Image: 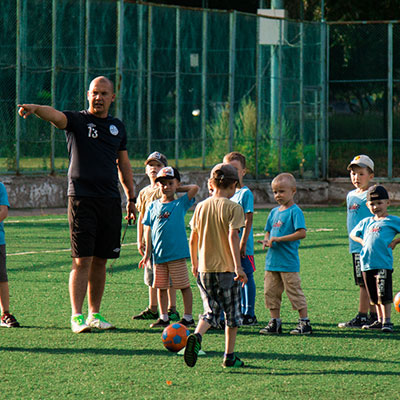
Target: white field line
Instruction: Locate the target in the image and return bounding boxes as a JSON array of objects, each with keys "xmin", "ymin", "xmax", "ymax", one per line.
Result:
[
  {"xmin": 8, "ymin": 242, "xmax": 137, "ymax": 257},
  {"xmin": 5, "ymin": 218, "xmax": 67, "ymax": 224},
  {"xmin": 254, "ymin": 228, "xmax": 336, "ymax": 237}
]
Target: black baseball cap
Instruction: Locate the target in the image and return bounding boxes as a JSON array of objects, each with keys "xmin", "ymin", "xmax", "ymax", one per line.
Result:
[
  {"xmin": 367, "ymin": 185, "xmax": 389, "ymax": 201},
  {"xmin": 155, "ymin": 166, "xmax": 181, "ymax": 182}
]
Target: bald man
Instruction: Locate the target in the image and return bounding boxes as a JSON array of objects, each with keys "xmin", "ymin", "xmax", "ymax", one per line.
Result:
[{"xmin": 18, "ymin": 76, "xmax": 137, "ymax": 333}]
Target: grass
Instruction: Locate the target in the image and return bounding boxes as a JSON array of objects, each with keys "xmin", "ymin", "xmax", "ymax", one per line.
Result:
[{"xmin": 1, "ymin": 207, "xmax": 400, "ymax": 399}]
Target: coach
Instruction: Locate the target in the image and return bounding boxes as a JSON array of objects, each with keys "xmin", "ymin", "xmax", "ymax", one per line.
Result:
[{"xmin": 18, "ymin": 76, "xmax": 137, "ymax": 333}]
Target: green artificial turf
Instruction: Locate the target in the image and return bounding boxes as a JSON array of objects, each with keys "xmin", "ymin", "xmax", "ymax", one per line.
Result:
[{"xmin": 1, "ymin": 208, "xmax": 400, "ymax": 399}]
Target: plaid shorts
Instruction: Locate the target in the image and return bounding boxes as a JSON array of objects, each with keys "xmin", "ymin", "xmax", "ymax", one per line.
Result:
[{"xmin": 197, "ymin": 272, "xmax": 242, "ymax": 328}]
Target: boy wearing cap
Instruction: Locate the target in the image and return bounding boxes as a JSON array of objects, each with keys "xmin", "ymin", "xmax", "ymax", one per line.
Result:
[
  {"xmin": 140, "ymin": 167, "xmax": 199, "ymax": 328},
  {"xmin": 350, "ymin": 185, "xmax": 400, "ymax": 332},
  {"xmin": 132, "ymin": 152, "xmax": 179, "ymax": 321},
  {"xmin": 184, "ymin": 163, "xmax": 247, "ymax": 368},
  {"xmin": 338, "ymin": 155, "xmax": 377, "ymax": 329}
]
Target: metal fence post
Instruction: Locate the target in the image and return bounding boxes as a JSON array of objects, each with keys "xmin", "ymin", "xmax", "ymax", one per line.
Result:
[
  {"xmin": 388, "ymin": 22, "xmax": 393, "ymax": 179},
  {"xmin": 137, "ymin": 4, "xmax": 144, "ymax": 140},
  {"xmin": 146, "ymin": 6, "xmax": 152, "ymax": 153},
  {"xmin": 201, "ymin": 9, "xmax": 208, "ymax": 169},
  {"xmin": 256, "ymin": 13, "xmax": 262, "ymax": 179},
  {"xmin": 278, "ymin": 18, "xmax": 283, "ymax": 172},
  {"xmin": 15, "ymin": 0, "xmax": 22, "ymax": 174},
  {"xmin": 84, "ymin": 0, "xmax": 90, "ymax": 102},
  {"xmin": 299, "ymin": 21, "xmax": 304, "ymax": 176},
  {"xmin": 175, "ymin": 8, "xmax": 181, "ymax": 166},
  {"xmin": 320, "ymin": 18, "xmax": 327, "ymax": 179},
  {"xmin": 79, "ymin": 0, "xmax": 85, "ymax": 108},
  {"xmin": 115, "ymin": 0, "xmax": 124, "ymax": 120},
  {"xmin": 50, "ymin": 0, "xmax": 57, "ymax": 174},
  {"xmin": 228, "ymin": 10, "xmax": 237, "ymax": 152}
]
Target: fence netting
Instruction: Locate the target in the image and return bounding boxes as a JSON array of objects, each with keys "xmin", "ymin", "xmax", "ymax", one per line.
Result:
[{"xmin": 2, "ymin": 1, "xmax": 327, "ymax": 178}]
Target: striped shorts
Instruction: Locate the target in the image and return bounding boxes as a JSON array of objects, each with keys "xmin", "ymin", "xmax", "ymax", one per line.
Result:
[
  {"xmin": 153, "ymin": 258, "xmax": 190, "ymax": 289},
  {"xmin": 197, "ymin": 272, "xmax": 242, "ymax": 328}
]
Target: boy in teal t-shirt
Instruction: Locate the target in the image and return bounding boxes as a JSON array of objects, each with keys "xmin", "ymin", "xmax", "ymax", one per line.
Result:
[
  {"xmin": 258, "ymin": 173, "xmax": 311, "ymax": 335},
  {"xmin": 0, "ymin": 182, "xmax": 20, "ymax": 327}
]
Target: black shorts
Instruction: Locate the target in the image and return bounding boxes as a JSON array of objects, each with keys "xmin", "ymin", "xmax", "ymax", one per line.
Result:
[
  {"xmin": 68, "ymin": 196, "xmax": 122, "ymax": 259},
  {"xmin": 363, "ymin": 269, "xmax": 393, "ymax": 305},
  {"xmin": 352, "ymin": 253, "xmax": 364, "ymax": 286}
]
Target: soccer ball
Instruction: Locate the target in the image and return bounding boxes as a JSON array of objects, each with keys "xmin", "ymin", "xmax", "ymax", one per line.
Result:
[
  {"xmin": 161, "ymin": 323, "xmax": 190, "ymax": 352},
  {"xmin": 394, "ymin": 292, "xmax": 400, "ymax": 313}
]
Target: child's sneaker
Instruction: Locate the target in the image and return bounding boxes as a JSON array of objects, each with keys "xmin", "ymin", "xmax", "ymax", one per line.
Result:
[
  {"xmin": 290, "ymin": 319, "xmax": 312, "ymax": 335},
  {"xmin": 1, "ymin": 313, "xmax": 20, "ymax": 328},
  {"xmin": 338, "ymin": 314, "xmax": 368, "ymax": 329},
  {"xmin": 168, "ymin": 309, "xmax": 180, "ymax": 321},
  {"xmin": 150, "ymin": 318, "xmax": 170, "ymax": 328},
  {"xmin": 222, "ymin": 355, "xmax": 245, "ymax": 368},
  {"xmin": 71, "ymin": 315, "xmax": 91, "ymax": 333},
  {"xmin": 382, "ymin": 322, "xmax": 394, "ymax": 333},
  {"xmin": 362, "ymin": 320, "xmax": 382, "ymax": 330},
  {"xmin": 86, "ymin": 313, "xmax": 115, "ymax": 330},
  {"xmin": 242, "ymin": 314, "xmax": 258, "ymax": 326},
  {"xmin": 132, "ymin": 307, "xmax": 159, "ymax": 320},
  {"xmin": 259, "ymin": 318, "xmax": 282, "ymax": 335},
  {"xmin": 184, "ymin": 333, "xmax": 201, "ymax": 367},
  {"xmin": 178, "ymin": 318, "xmax": 195, "ymax": 327}
]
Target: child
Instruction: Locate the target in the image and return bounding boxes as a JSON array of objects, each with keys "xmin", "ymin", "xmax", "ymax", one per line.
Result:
[
  {"xmin": 223, "ymin": 152, "xmax": 257, "ymax": 325},
  {"xmin": 350, "ymin": 185, "xmax": 400, "ymax": 333},
  {"xmin": 185, "ymin": 163, "xmax": 247, "ymax": 368},
  {"xmin": 0, "ymin": 182, "xmax": 20, "ymax": 328},
  {"xmin": 132, "ymin": 152, "xmax": 179, "ymax": 322},
  {"xmin": 140, "ymin": 166, "xmax": 199, "ymax": 328},
  {"xmin": 258, "ymin": 173, "xmax": 311, "ymax": 335},
  {"xmin": 338, "ymin": 155, "xmax": 377, "ymax": 329}
]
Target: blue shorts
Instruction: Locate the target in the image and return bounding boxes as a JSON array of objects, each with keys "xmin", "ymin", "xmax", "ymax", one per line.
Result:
[
  {"xmin": 197, "ymin": 272, "xmax": 242, "ymax": 328},
  {"xmin": 241, "ymin": 255, "xmax": 255, "ymax": 275}
]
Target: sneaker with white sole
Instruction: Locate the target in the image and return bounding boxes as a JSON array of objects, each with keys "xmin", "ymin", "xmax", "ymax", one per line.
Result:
[
  {"xmin": 71, "ymin": 315, "xmax": 91, "ymax": 333},
  {"xmin": 86, "ymin": 313, "xmax": 115, "ymax": 330}
]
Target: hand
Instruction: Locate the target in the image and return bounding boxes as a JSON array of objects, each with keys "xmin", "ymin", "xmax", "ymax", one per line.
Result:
[
  {"xmin": 257, "ymin": 239, "xmax": 271, "ymax": 250},
  {"xmin": 18, "ymin": 104, "xmax": 37, "ymax": 119},
  {"xmin": 240, "ymin": 242, "xmax": 247, "ymax": 258},
  {"xmin": 191, "ymin": 263, "xmax": 198, "ymax": 278},
  {"xmin": 139, "ymin": 255, "xmax": 150, "ymax": 269},
  {"xmin": 125, "ymin": 202, "xmax": 137, "ymax": 225},
  {"xmin": 234, "ymin": 268, "xmax": 248, "ymax": 287},
  {"xmin": 389, "ymin": 240, "xmax": 398, "ymax": 250}
]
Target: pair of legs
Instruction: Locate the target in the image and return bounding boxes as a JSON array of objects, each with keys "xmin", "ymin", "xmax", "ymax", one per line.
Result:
[
  {"xmin": 241, "ymin": 256, "xmax": 256, "ymax": 317},
  {"xmin": 358, "ymin": 285, "xmax": 376, "ymax": 315},
  {"xmin": 69, "ymin": 256, "xmax": 107, "ymax": 315},
  {"xmin": 265, "ymin": 271, "xmax": 308, "ymax": 319},
  {"xmin": 158, "ymin": 287, "xmax": 192, "ymax": 316},
  {"xmin": 148, "ymin": 286, "xmax": 177, "ymax": 314}
]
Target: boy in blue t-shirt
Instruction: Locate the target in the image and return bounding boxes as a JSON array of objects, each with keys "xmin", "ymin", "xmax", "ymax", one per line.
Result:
[
  {"xmin": 0, "ymin": 182, "xmax": 20, "ymax": 327},
  {"xmin": 223, "ymin": 152, "xmax": 257, "ymax": 325},
  {"xmin": 350, "ymin": 185, "xmax": 400, "ymax": 333},
  {"xmin": 338, "ymin": 155, "xmax": 377, "ymax": 329},
  {"xmin": 258, "ymin": 173, "xmax": 311, "ymax": 335},
  {"xmin": 140, "ymin": 167, "xmax": 199, "ymax": 328}
]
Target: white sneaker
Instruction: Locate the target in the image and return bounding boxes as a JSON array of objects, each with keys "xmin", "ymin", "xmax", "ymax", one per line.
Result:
[
  {"xmin": 86, "ymin": 313, "xmax": 115, "ymax": 330},
  {"xmin": 71, "ymin": 315, "xmax": 91, "ymax": 333}
]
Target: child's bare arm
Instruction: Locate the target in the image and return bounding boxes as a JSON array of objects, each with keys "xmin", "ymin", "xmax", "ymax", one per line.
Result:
[
  {"xmin": 240, "ymin": 212, "xmax": 253, "ymax": 257},
  {"xmin": 389, "ymin": 237, "xmax": 400, "ymax": 250},
  {"xmin": 189, "ymin": 230, "xmax": 199, "ymax": 277},
  {"xmin": 0, "ymin": 205, "xmax": 8, "ymax": 223},
  {"xmin": 350, "ymin": 233, "xmax": 364, "ymax": 247},
  {"xmin": 176, "ymin": 184, "xmax": 199, "ymax": 200},
  {"xmin": 139, "ymin": 225, "xmax": 152, "ymax": 268},
  {"xmin": 269, "ymin": 228, "xmax": 306, "ymax": 245},
  {"xmin": 229, "ymin": 229, "xmax": 247, "ymax": 286},
  {"xmin": 137, "ymin": 213, "xmax": 145, "ymax": 256}
]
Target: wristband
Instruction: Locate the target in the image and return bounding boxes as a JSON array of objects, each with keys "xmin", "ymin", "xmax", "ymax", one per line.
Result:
[{"xmin": 128, "ymin": 197, "xmax": 137, "ymax": 203}]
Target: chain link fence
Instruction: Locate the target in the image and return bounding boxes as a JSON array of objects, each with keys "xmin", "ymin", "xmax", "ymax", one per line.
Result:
[{"xmin": 10, "ymin": 1, "xmax": 391, "ymax": 179}]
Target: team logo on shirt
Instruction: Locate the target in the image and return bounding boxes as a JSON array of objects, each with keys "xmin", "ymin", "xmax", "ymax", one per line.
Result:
[
  {"xmin": 109, "ymin": 125, "xmax": 119, "ymax": 136},
  {"xmin": 158, "ymin": 211, "xmax": 171, "ymax": 220},
  {"xmin": 273, "ymin": 220, "xmax": 283, "ymax": 228},
  {"xmin": 369, "ymin": 226, "xmax": 381, "ymax": 234},
  {"xmin": 87, "ymin": 123, "xmax": 98, "ymax": 139},
  {"xmin": 349, "ymin": 203, "xmax": 360, "ymax": 212}
]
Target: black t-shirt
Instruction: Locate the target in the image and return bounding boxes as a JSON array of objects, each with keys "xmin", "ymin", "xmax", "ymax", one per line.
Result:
[{"xmin": 63, "ymin": 110, "xmax": 127, "ymax": 198}]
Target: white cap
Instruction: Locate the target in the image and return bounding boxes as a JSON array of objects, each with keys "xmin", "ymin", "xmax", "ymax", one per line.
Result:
[{"xmin": 347, "ymin": 155, "xmax": 374, "ymax": 172}]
